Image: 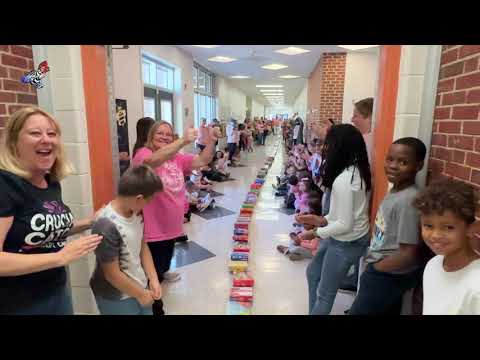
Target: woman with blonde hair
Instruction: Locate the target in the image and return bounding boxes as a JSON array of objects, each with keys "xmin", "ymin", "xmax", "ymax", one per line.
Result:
[
  {"xmin": 132, "ymin": 120, "xmax": 216, "ymax": 313},
  {"xmin": 0, "ymin": 107, "xmax": 103, "ymax": 315}
]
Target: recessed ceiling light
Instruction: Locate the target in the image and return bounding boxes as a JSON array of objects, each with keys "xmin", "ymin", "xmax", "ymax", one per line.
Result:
[
  {"xmin": 279, "ymin": 75, "xmax": 301, "ymax": 79},
  {"xmin": 230, "ymin": 75, "xmax": 250, "ymax": 79},
  {"xmin": 338, "ymin": 45, "xmax": 378, "ymax": 51},
  {"xmin": 260, "ymin": 89, "xmax": 284, "ymax": 92},
  {"xmin": 261, "ymin": 63, "xmax": 288, "ymax": 70},
  {"xmin": 275, "ymin": 47, "xmax": 310, "ymax": 55},
  {"xmin": 208, "ymin": 56, "xmax": 236, "ymax": 63},
  {"xmin": 192, "ymin": 45, "xmax": 220, "ymax": 48},
  {"xmin": 256, "ymin": 85, "xmax": 284, "ymax": 88}
]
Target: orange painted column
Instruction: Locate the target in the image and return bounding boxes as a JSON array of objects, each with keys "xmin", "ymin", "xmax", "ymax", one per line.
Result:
[
  {"xmin": 370, "ymin": 45, "xmax": 402, "ymax": 223},
  {"xmin": 81, "ymin": 45, "xmax": 114, "ymax": 210}
]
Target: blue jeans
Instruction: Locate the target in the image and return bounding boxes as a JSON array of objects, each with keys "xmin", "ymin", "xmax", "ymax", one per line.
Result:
[
  {"xmin": 306, "ymin": 234, "xmax": 369, "ymax": 315},
  {"xmin": 95, "ymin": 295, "xmax": 153, "ymax": 315},
  {"xmin": 5, "ymin": 283, "xmax": 74, "ymax": 315},
  {"xmin": 348, "ymin": 263, "xmax": 421, "ymax": 315}
]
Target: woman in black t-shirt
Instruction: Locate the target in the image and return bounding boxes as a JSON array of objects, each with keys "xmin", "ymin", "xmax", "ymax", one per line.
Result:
[{"xmin": 0, "ymin": 107, "xmax": 103, "ymax": 315}]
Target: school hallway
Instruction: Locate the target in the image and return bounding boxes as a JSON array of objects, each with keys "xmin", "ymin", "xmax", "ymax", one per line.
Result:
[{"xmin": 161, "ymin": 134, "xmax": 355, "ymax": 315}]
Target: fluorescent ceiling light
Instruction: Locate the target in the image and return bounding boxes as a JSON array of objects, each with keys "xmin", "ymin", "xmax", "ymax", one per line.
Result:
[
  {"xmin": 279, "ymin": 75, "xmax": 300, "ymax": 79},
  {"xmin": 275, "ymin": 47, "xmax": 310, "ymax": 55},
  {"xmin": 256, "ymin": 85, "xmax": 284, "ymax": 88},
  {"xmin": 260, "ymin": 89, "xmax": 284, "ymax": 92},
  {"xmin": 338, "ymin": 45, "xmax": 378, "ymax": 51},
  {"xmin": 230, "ymin": 75, "xmax": 250, "ymax": 79},
  {"xmin": 261, "ymin": 63, "xmax": 288, "ymax": 70},
  {"xmin": 192, "ymin": 45, "xmax": 220, "ymax": 48},
  {"xmin": 208, "ymin": 56, "xmax": 236, "ymax": 63}
]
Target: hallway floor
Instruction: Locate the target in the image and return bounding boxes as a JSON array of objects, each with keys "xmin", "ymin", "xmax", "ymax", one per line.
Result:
[{"xmin": 162, "ymin": 135, "xmax": 355, "ymax": 315}]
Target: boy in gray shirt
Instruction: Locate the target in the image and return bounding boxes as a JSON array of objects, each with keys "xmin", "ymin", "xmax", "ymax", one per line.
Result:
[
  {"xmin": 90, "ymin": 165, "xmax": 163, "ymax": 315},
  {"xmin": 349, "ymin": 137, "xmax": 426, "ymax": 315}
]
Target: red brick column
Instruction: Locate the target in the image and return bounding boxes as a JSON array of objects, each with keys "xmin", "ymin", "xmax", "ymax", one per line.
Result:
[
  {"xmin": 0, "ymin": 45, "xmax": 38, "ymax": 135},
  {"xmin": 319, "ymin": 53, "xmax": 346, "ymax": 124},
  {"xmin": 429, "ymin": 45, "xmax": 480, "ymax": 187}
]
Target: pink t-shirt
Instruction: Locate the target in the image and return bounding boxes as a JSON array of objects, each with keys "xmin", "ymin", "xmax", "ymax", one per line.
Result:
[{"xmin": 133, "ymin": 147, "xmax": 194, "ymax": 242}]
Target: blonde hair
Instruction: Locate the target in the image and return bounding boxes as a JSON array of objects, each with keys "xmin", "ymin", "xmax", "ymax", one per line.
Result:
[
  {"xmin": 145, "ymin": 121, "xmax": 174, "ymax": 150},
  {"xmin": 0, "ymin": 106, "xmax": 74, "ymax": 182}
]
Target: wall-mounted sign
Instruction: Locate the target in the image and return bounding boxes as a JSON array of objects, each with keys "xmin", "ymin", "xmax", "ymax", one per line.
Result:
[{"xmin": 115, "ymin": 99, "xmax": 130, "ymax": 175}]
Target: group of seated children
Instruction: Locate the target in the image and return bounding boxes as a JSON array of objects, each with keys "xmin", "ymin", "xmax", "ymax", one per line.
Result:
[{"xmin": 278, "ymin": 129, "xmax": 480, "ymax": 315}]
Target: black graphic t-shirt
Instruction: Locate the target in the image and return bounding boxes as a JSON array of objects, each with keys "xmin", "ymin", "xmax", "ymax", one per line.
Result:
[{"xmin": 0, "ymin": 169, "xmax": 74, "ymax": 310}]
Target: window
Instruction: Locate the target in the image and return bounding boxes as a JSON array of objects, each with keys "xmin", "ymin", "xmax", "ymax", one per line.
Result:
[
  {"xmin": 142, "ymin": 54, "xmax": 175, "ymax": 126},
  {"xmin": 193, "ymin": 63, "xmax": 217, "ymax": 127},
  {"xmin": 142, "ymin": 56, "xmax": 174, "ymax": 92}
]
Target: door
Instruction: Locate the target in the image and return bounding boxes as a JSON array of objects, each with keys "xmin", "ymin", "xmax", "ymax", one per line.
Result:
[{"xmin": 143, "ymin": 87, "xmax": 174, "ymax": 125}]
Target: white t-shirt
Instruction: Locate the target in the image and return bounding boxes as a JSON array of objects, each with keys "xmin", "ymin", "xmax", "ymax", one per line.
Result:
[
  {"xmin": 423, "ymin": 255, "xmax": 480, "ymax": 315},
  {"xmin": 315, "ymin": 166, "xmax": 370, "ymax": 241},
  {"xmin": 293, "ymin": 125, "xmax": 300, "ymax": 140}
]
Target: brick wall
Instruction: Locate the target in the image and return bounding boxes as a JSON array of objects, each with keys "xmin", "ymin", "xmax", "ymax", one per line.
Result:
[
  {"xmin": 318, "ymin": 53, "xmax": 346, "ymax": 124},
  {"xmin": 0, "ymin": 45, "xmax": 38, "ymax": 136},
  {"xmin": 428, "ymin": 45, "xmax": 480, "ymax": 187},
  {"xmin": 306, "ymin": 52, "xmax": 346, "ymax": 141}
]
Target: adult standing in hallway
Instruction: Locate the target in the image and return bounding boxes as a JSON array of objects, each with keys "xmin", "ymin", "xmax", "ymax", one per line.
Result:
[
  {"xmin": 133, "ymin": 121, "xmax": 216, "ymax": 288},
  {"xmin": 196, "ymin": 117, "xmax": 209, "ymax": 152},
  {"xmin": 0, "ymin": 107, "xmax": 103, "ymax": 315},
  {"xmin": 226, "ymin": 119, "xmax": 238, "ymax": 164},
  {"xmin": 351, "ymin": 98, "xmax": 374, "ymax": 167},
  {"xmin": 293, "ymin": 114, "xmax": 304, "ymax": 145}
]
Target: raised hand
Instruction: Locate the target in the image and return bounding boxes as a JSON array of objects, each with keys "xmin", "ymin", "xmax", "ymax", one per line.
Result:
[{"xmin": 183, "ymin": 127, "xmax": 198, "ymax": 144}]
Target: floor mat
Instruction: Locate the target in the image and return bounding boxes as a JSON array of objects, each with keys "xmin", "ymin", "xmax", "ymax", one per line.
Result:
[
  {"xmin": 192, "ymin": 206, "xmax": 236, "ymax": 220},
  {"xmin": 199, "ymin": 190, "xmax": 224, "ymax": 198},
  {"xmin": 171, "ymin": 241, "xmax": 216, "ymax": 268}
]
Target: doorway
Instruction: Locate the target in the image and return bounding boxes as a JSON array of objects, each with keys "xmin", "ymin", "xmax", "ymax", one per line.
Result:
[{"xmin": 144, "ymin": 86, "xmax": 174, "ymax": 125}]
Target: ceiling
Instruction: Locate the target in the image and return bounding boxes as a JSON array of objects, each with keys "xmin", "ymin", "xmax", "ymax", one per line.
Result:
[{"xmin": 176, "ymin": 45, "xmax": 377, "ymax": 106}]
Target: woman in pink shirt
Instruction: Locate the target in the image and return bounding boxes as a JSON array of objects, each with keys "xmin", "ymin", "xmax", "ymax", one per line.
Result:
[{"xmin": 133, "ymin": 121, "xmax": 215, "ymax": 284}]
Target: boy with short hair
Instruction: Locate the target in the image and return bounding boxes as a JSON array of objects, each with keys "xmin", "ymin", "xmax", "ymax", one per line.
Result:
[
  {"xmin": 348, "ymin": 137, "xmax": 427, "ymax": 315},
  {"xmin": 90, "ymin": 164, "xmax": 163, "ymax": 315}
]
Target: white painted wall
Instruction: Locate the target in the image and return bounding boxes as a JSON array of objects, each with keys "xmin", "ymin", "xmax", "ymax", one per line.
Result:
[
  {"xmin": 252, "ymin": 98, "xmax": 265, "ymax": 118},
  {"xmin": 292, "ymin": 82, "xmax": 308, "ymax": 120},
  {"xmin": 342, "ymin": 52, "xmax": 379, "ymax": 123},
  {"xmin": 216, "ymin": 76, "xmax": 248, "ymax": 121},
  {"xmin": 266, "ymin": 105, "xmax": 293, "ymax": 118},
  {"xmin": 112, "ymin": 45, "xmax": 194, "ymax": 153}
]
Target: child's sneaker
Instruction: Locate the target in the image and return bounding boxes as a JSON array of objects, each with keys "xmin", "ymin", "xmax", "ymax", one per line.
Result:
[
  {"xmin": 276, "ymin": 245, "xmax": 289, "ymax": 254},
  {"xmin": 288, "ymin": 253, "xmax": 303, "ymax": 261},
  {"xmin": 163, "ymin": 271, "xmax": 181, "ymax": 283}
]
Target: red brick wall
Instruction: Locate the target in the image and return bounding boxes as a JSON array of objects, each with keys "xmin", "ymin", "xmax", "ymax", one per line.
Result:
[
  {"xmin": 0, "ymin": 45, "xmax": 38, "ymax": 136},
  {"xmin": 319, "ymin": 53, "xmax": 346, "ymax": 124},
  {"xmin": 429, "ymin": 45, "xmax": 480, "ymax": 187},
  {"xmin": 306, "ymin": 52, "xmax": 346, "ymax": 141}
]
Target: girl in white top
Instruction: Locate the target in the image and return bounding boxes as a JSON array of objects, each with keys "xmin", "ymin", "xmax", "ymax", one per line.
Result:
[
  {"xmin": 413, "ymin": 179, "xmax": 480, "ymax": 315},
  {"xmin": 299, "ymin": 124, "xmax": 372, "ymax": 315}
]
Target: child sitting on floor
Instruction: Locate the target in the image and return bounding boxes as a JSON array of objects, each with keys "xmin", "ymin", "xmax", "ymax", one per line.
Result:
[
  {"xmin": 277, "ymin": 195, "xmax": 323, "ymax": 261},
  {"xmin": 190, "ymin": 169, "xmax": 213, "ymax": 191},
  {"xmin": 284, "ymin": 175, "xmax": 299, "ymax": 210},
  {"xmin": 214, "ymin": 150, "xmax": 230, "ymax": 177},
  {"xmin": 184, "ymin": 181, "xmax": 215, "ymax": 222},
  {"xmin": 294, "ymin": 178, "xmax": 315, "ymax": 214},
  {"xmin": 274, "ymin": 164, "xmax": 296, "ymax": 196}
]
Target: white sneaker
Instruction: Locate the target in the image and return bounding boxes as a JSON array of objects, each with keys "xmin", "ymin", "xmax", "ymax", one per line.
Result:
[{"xmin": 163, "ymin": 271, "xmax": 181, "ymax": 282}]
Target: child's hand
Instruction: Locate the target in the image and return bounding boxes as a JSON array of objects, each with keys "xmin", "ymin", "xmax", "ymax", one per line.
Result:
[
  {"xmin": 149, "ymin": 279, "xmax": 162, "ymax": 300},
  {"xmin": 298, "ymin": 230, "xmax": 315, "ymax": 241},
  {"xmin": 137, "ymin": 289, "xmax": 155, "ymax": 307}
]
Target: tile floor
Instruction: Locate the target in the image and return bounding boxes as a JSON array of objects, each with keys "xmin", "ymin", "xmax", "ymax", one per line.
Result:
[{"xmin": 162, "ymin": 135, "xmax": 355, "ymax": 315}]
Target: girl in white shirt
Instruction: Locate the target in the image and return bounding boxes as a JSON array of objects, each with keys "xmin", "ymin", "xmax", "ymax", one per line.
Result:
[
  {"xmin": 413, "ymin": 179, "xmax": 480, "ymax": 315},
  {"xmin": 299, "ymin": 124, "xmax": 372, "ymax": 315}
]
